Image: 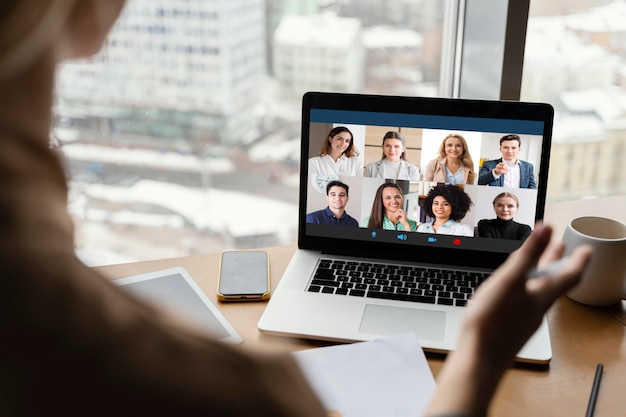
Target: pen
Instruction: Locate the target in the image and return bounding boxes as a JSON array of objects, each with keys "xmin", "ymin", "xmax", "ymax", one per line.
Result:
[
  {"xmin": 527, "ymin": 256, "xmax": 570, "ymax": 279},
  {"xmin": 586, "ymin": 363, "xmax": 603, "ymax": 417}
]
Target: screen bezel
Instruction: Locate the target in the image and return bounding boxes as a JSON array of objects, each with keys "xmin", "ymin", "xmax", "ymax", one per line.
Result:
[{"xmin": 298, "ymin": 92, "xmax": 554, "ymax": 270}]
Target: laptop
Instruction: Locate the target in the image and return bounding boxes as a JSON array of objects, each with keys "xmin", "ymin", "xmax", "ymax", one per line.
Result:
[{"xmin": 258, "ymin": 92, "xmax": 554, "ymax": 364}]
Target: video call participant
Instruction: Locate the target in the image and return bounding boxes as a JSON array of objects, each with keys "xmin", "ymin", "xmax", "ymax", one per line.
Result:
[
  {"xmin": 360, "ymin": 182, "xmax": 417, "ymax": 231},
  {"xmin": 417, "ymin": 184, "xmax": 474, "ymax": 236},
  {"xmin": 478, "ymin": 134, "xmax": 537, "ymax": 189},
  {"xmin": 364, "ymin": 131, "xmax": 420, "ymax": 181},
  {"xmin": 306, "ymin": 180, "xmax": 358, "ymax": 227},
  {"xmin": 477, "ymin": 192, "xmax": 532, "ymax": 241},
  {"xmin": 423, "ymin": 133, "xmax": 477, "ymax": 185},
  {"xmin": 309, "ymin": 126, "xmax": 362, "ymax": 193}
]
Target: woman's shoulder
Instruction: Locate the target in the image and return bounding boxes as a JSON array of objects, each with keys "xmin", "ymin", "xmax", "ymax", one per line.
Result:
[
  {"xmin": 344, "ymin": 155, "xmax": 363, "ymax": 174},
  {"xmin": 514, "ymin": 220, "xmax": 532, "ymax": 231},
  {"xmin": 460, "ymin": 222, "xmax": 473, "ymax": 231},
  {"xmin": 426, "ymin": 158, "xmax": 445, "ymax": 169},
  {"xmin": 310, "ymin": 154, "xmax": 332, "ymax": 161},
  {"xmin": 402, "ymin": 159, "xmax": 419, "ymax": 169},
  {"xmin": 417, "ymin": 222, "xmax": 432, "ymax": 232},
  {"xmin": 459, "ymin": 222, "xmax": 475, "ymax": 235},
  {"xmin": 308, "ymin": 155, "xmax": 323, "ymax": 165}
]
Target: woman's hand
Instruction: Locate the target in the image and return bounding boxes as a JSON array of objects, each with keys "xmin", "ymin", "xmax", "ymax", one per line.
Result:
[
  {"xmin": 462, "ymin": 224, "xmax": 591, "ymax": 366},
  {"xmin": 425, "ymin": 223, "xmax": 593, "ymax": 416},
  {"xmin": 390, "ymin": 209, "xmax": 411, "ymax": 229}
]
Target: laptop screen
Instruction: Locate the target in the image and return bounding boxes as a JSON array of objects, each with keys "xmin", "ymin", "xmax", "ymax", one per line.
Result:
[{"xmin": 300, "ymin": 92, "xmax": 554, "ymax": 270}]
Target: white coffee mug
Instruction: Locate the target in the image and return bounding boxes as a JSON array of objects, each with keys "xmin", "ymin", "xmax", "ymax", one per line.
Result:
[{"xmin": 563, "ymin": 216, "xmax": 626, "ymax": 307}]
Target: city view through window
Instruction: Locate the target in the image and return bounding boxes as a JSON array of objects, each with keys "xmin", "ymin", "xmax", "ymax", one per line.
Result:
[{"xmin": 53, "ymin": 0, "xmax": 626, "ymax": 265}]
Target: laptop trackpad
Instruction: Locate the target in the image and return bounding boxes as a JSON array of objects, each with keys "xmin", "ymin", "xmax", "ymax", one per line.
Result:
[{"xmin": 359, "ymin": 304, "xmax": 446, "ymax": 341}]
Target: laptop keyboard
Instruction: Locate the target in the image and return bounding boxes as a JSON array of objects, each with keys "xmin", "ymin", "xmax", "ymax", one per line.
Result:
[{"xmin": 307, "ymin": 259, "xmax": 490, "ymax": 307}]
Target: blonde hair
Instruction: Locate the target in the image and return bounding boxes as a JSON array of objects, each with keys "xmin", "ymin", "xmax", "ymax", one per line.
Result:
[
  {"xmin": 0, "ymin": 1, "xmax": 76, "ymax": 81},
  {"xmin": 437, "ymin": 133, "xmax": 476, "ymax": 184},
  {"xmin": 493, "ymin": 192, "xmax": 520, "ymax": 207}
]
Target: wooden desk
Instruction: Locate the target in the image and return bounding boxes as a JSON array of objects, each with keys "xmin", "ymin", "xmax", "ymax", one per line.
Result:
[{"xmin": 96, "ymin": 196, "xmax": 626, "ymax": 417}]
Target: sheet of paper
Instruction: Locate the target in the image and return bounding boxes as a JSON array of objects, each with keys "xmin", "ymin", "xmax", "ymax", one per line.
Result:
[{"xmin": 292, "ymin": 333, "xmax": 436, "ymax": 417}]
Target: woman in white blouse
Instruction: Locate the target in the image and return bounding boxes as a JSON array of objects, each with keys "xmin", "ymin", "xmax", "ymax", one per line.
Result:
[
  {"xmin": 309, "ymin": 126, "xmax": 362, "ymax": 193},
  {"xmin": 364, "ymin": 131, "xmax": 420, "ymax": 181}
]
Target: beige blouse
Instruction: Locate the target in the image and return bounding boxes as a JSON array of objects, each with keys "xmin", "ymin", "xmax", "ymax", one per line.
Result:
[{"xmin": 423, "ymin": 158, "xmax": 476, "ymax": 185}]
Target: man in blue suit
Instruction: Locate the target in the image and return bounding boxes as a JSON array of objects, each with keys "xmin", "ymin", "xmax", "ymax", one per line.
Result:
[{"xmin": 478, "ymin": 134, "xmax": 536, "ymax": 189}]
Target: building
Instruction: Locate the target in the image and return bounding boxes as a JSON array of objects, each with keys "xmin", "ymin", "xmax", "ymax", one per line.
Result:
[
  {"xmin": 335, "ymin": 0, "xmax": 443, "ymax": 30},
  {"xmin": 566, "ymin": 1, "xmax": 626, "ymax": 56},
  {"xmin": 522, "ymin": 17, "xmax": 620, "ymax": 103},
  {"xmin": 522, "ymin": 3, "xmax": 626, "ymax": 201},
  {"xmin": 361, "ymin": 26, "xmax": 423, "ymax": 95},
  {"xmin": 273, "ymin": 13, "xmax": 365, "ymax": 102},
  {"xmin": 54, "ymin": 0, "xmax": 267, "ymax": 149},
  {"xmin": 549, "ymin": 87, "xmax": 626, "ymax": 200},
  {"xmin": 265, "ymin": 0, "xmax": 318, "ymax": 75}
]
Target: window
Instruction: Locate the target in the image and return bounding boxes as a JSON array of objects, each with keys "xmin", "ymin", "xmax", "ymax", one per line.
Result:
[
  {"xmin": 55, "ymin": 0, "xmax": 622, "ymax": 266},
  {"xmin": 55, "ymin": 0, "xmax": 449, "ymax": 265},
  {"xmin": 521, "ymin": 0, "xmax": 626, "ymax": 201}
]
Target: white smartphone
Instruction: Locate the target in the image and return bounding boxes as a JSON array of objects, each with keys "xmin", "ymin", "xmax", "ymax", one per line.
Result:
[{"xmin": 217, "ymin": 250, "xmax": 271, "ymax": 301}]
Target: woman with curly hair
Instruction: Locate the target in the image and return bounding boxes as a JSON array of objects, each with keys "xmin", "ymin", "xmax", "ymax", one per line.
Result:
[
  {"xmin": 423, "ymin": 133, "xmax": 476, "ymax": 185},
  {"xmin": 360, "ymin": 182, "xmax": 417, "ymax": 231},
  {"xmin": 417, "ymin": 184, "xmax": 474, "ymax": 236}
]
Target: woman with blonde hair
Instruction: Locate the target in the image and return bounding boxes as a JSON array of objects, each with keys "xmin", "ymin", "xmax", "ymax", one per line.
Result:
[
  {"xmin": 423, "ymin": 133, "xmax": 476, "ymax": 185},
  {"xmin": 0, "ymin": 2, "xmax": 592, "ymax": 416},
  {"xmin": 477, "ymin": 192, "xmax": 532, "ymax": 240}
]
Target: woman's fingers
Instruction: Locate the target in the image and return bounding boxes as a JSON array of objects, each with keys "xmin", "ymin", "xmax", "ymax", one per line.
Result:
[
  {"xmin": 527, "ymin": 245, "xmax": 593, "ymax": 306},
  {"xmin": 491, "ymin": 224, "xmax": 553, "ymax": 289}
]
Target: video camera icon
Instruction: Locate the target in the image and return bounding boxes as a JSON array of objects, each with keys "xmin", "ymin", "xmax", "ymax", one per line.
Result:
[
  {"xmin": 427, "ymin": 237, "xmax": 437, "ymax": 243},
  {"xmin": 396, "ymin": 233, "xmax": 408, "ymax": 241}
]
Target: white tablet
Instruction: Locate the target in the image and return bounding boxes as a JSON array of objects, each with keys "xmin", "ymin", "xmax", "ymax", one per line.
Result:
[{"xmin": 114, "ymin": 266, "xmax": 242, "ymax": 344}]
